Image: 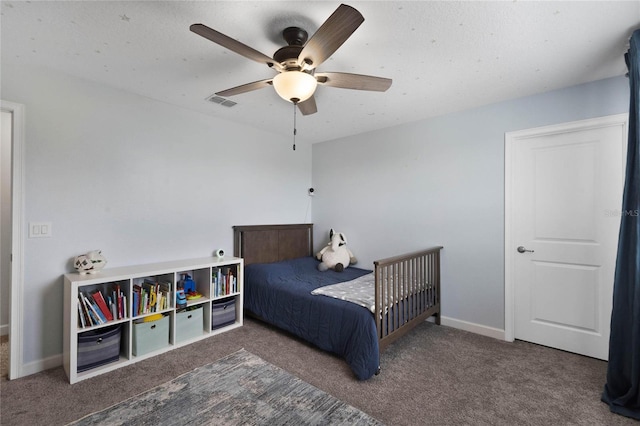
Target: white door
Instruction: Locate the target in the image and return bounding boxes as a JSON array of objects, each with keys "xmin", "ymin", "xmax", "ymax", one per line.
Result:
[{"xmin": 505, "ymin": 114, "xmax": 628, "ymax": 360}]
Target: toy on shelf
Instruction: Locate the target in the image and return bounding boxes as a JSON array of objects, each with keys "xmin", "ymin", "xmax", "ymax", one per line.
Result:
[
  {"xmin": 176, "ymin": 289, "xmax": 187, "ymax": 309},
  {"xmin": 180, "ymin": 274, "xmax": 202, "ymax": 301},
  {"xmin": 73, "ymin": 250, "xmax": 107, "ymax": 274}
]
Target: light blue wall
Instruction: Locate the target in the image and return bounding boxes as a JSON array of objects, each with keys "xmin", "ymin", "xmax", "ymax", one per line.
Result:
[
  {"xmin": 312, "ymin": 76, "xmax": 629, "ymax": 330},
  {"xmin": 2, "ymin": 63, "xmax": 313, "ymax": 367},
  {"xmin": 2, "ymin": 61, "xmax": 630, "ymax": 371}
]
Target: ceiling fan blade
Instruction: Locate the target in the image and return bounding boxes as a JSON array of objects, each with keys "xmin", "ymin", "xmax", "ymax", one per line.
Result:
[
  {"xmin": 298, "ymin": 96, "xmax": 317, "ymax": 115},
  {"xmin": 297, "ymin": 4, "xmax": 364, "ymax": 70},
  {"xmin": 315, "ymin": 72, "xmax": 392, "ymax": 92},
  {"xmin": 216, "ymin": 79, "xmax": 273, "ymax": 97},
  {"xmin": 190, "ymin": 24, "xmax": 283, "ymax": 72}
]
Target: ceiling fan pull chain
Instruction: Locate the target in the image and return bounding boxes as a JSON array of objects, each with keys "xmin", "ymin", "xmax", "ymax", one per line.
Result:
[{"xmin": 293, "ymin": 102, "xmax": 297, "ymax": 151}]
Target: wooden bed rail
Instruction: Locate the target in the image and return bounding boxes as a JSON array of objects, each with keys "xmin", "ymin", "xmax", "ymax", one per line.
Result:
[{"xmin": 374, "ymin": 246, "xmax": 442, "ymax": 352}]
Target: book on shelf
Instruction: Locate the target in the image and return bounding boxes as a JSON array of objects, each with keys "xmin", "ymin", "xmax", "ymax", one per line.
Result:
[
  {"xmin": 109, "ymin": 285, "xmax": 124, "ymax": 320},
  {"xmin": 212, "ymin": 268, "xmax": 219, "ymax": 297},
  {"xmin": 86, "ymin": 294, "xmax": 107, "ymax": 323},
  {"xmin": 158, "ymin": 281, "xmax": 171, "ymax": 309},
  {"xmin": 91, "ymin": 290, "xmax": 114, "ymax": 321},
  {"xmin": 116, "ymin": 285, "xmax": 124, "ymax": 319},
  {"xmin": 77, "ymin": 303, "xmax": 85, "ymax": 328},
  {"xmin": 133, "ymin": 280, "xmax": 171, "ymax": 317},
  {"xmin": 77, "ymin": 295, "xmax": 92, "ymax": 328},
  {"xmin": 82, "ymin": 295, "xmax": 95, "ymax": 325},
  {"xmin": 77, "ymin": 283, "xmax": 131, "ymax": 328},
  {"xmin": 121, "ymin": 295, "xmax": 127, "ymax": 319},
  {"xmin": 108, "ymin": 295, "xmax": 117, "ymax": 321},
  {"xmin": 132, "ymin": 290, "xmax": 139, "ymax": 317},
  {"xmin": 80, "ymin": 294, "xmax": 105, "ymax": 326},
  {"xmin": 107, "ymin": 284, "xmax": 125, "ymax": 320},
  {"xmin": 212, "ymin": 267, "xmax": 237, "ymax": 298}
]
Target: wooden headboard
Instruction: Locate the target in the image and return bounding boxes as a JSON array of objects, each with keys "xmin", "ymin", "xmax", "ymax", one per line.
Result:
[{"xmin": 233, "ymin": 224, "xmax": 314, "ymax": 265}]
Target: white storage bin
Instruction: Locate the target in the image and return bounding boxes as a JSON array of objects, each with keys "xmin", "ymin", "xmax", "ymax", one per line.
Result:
[
  {"xmin": 132, "ymin": 315, "xmax": 169, "ymax": 356},
  {"xmin": 175, "ymin": 307, "xmax": 204, "ymax": 343}
]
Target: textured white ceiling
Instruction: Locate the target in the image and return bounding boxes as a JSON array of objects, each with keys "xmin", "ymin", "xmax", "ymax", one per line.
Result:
[{"xmin": 2, "ymin": 1, "xmax": 639, "ymax": 144}]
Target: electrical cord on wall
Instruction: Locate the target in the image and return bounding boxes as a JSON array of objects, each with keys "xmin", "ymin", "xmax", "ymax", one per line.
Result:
[{"xmin": 303, "ymin": 195, "xmax": 311, "ymax": 223}]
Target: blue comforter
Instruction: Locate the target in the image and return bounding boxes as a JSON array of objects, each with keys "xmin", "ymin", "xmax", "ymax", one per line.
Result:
[{"xmin": 243, "ymin": 256, "xmax": 378, "ymax": 380}]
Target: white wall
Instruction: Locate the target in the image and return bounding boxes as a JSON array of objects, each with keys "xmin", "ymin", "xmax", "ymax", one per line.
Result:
[
  {"xmin": 1, "ymin": 59, "xmax": 630, "ymax": 372},
  {"xmin": 1, "ymin": 63, "xmax": 312, "ymax": 369},
  {"xmin": 312, "ymin": 76, "xmax": 629, "ymax": 332}
]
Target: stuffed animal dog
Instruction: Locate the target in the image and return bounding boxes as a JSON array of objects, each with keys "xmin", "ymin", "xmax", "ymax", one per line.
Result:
[{"xmin": 316, "ymin": 229, "xmax": 357, "ymax": 272}]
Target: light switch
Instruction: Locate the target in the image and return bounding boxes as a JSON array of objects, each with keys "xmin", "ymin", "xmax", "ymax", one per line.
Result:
[{"xmin": 29, "ymin": 222, "xmax": 52, "ymax": 238}]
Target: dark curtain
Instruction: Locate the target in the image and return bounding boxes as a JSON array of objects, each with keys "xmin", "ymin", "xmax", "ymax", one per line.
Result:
[{"xmin": 602, "ymin": 29, "xmax": 640, "ymax": 420}]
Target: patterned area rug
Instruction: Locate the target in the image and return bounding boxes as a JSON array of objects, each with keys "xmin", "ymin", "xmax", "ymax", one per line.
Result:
[{"xmin": 69, "ymin": 349, "xmax": 383, "ymax": 425}]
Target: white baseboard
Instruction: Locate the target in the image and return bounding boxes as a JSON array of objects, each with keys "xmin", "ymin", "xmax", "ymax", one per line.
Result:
[
  {"xmin": 14, "ymin": 354, "xmax": 62, "ymax": 380},
  {"xmin": 11, "ymin": 354, "xmax": 62, "ymax": 380},
  {"xmin": 432, "ymin": 315, "xmax": 506, "ymax": 341},
  {"xmin": 0, "ymin": 324, "xmax": 8, "ymax": 336}
]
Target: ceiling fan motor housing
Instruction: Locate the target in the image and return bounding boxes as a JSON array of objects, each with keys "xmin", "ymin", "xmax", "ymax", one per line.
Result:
[
  {"xmin": 273, "ymin": 45, "xmax": 304, "ymax": 69},
  {"xmin": 274, "ymin": 27, "xmax": 309, "ymax": 69}
]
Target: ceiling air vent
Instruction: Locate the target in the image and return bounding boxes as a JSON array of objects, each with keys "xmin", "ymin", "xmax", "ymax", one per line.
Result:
[{"xmin": 206, "ymin": 95, "xmax": 237, "ymax": 108}]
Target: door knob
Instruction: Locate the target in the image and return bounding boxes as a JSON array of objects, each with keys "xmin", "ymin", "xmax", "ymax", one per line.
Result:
[{"xmin": 517, "ymin": 246, "xmax": 534, "ymax": 253}]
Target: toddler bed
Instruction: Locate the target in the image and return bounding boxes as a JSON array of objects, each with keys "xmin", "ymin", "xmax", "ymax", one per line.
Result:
[{"xmin": 233, "ymin": 223, "xmax": 442, "ymax": 380}]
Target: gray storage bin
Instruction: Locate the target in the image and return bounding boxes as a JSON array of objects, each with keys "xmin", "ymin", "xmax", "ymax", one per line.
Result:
[
  {"xmin": 175, "ymin": 306, "xmax": 203, "ymax": 343},
  {"xmin": 132, "ymin": 315, "xmax": 169, "ymax": 356},
  {"xmin": 77, "ymin": 325, "xmax": 121, "ymax": 373},
  {"xmin": 212, "ymin": 298, "xmax": 236, "ymax": 330}
]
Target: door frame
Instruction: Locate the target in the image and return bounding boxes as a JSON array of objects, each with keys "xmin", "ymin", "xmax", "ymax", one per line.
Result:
[
  {"xmin": 504, "ymin": 113, "xmax": 629, "ymax": 343},
  {"xmin": 1, "ymin": 100, "xmax": 25, "ymax": 379}
]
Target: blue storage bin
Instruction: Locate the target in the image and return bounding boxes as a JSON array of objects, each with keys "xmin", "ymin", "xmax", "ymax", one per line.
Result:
[
  {"xmin": 77, "ymin": 325, "xmax": 121, "ymax": 373},
  {"xmin": 212, "ymin": 298, "xmax": 236, "ymax": 329}
]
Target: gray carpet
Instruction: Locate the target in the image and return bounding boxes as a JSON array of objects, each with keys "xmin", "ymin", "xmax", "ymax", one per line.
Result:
[
  {"xmin": 69, "ymin": 349, "xmax": 382, "ymax": 426},
  {"xmin": 0, "ymin": 335, "xmax": 7, "ymax": 379},
  {"xmin": 1, "ymin": 318, "xmax": 636, "ymax": 425}
]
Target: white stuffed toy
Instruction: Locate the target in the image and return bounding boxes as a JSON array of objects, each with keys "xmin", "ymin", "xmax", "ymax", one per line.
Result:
[
  {"xmin": 74, "ymin": 250, "xmax": 107, "ymax": 274},
  {"xmin": 316, "ymin": 229, "xmax": 357, "ymax": 272}
]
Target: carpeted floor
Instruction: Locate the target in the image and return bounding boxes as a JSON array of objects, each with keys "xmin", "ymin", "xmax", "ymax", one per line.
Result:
[
  {"xmin": 0, "ymin": 335, "xmax": 7, "ymax": 379},
  {"xmin": 1, "ymin": 318, "xmax": 636, "ymax": 426},
  {"xmin": 70, "ymin": 349, "xmax": 381, "ymax": 425}
]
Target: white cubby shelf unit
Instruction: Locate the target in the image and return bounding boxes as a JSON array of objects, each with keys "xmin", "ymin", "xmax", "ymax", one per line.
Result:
[{"xmin": 63, "ymin": 256, "xmax": 243, "ymax": 384}]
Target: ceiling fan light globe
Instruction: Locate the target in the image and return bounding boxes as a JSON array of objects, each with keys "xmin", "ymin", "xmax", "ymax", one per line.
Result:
[{"xmin": 273, "ymin": 71, "xmax": 317, "ymax": 103}]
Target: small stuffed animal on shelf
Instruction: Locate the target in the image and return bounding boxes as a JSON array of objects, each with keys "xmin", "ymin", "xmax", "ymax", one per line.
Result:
[
  {"xmin": 73, "ymin": 250, "xmax": 107, "ymax": 274},
  {"xmin": 316, "ymin": 229, "xmax": 357, "ymax": 272}
]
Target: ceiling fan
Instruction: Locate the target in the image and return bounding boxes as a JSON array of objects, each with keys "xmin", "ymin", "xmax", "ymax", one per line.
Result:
[{"xmin": 190, "ymin": 3, "xmax": 392, "ymax": 115}]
